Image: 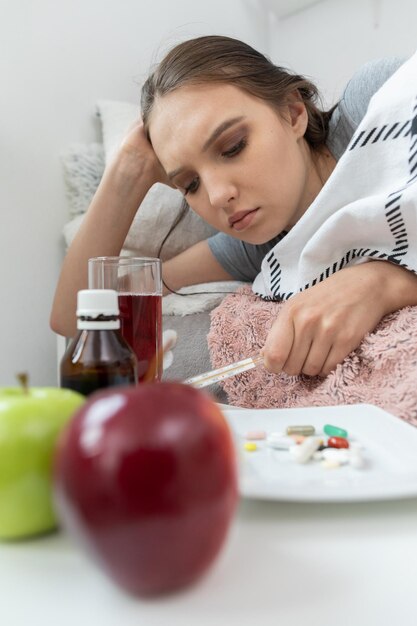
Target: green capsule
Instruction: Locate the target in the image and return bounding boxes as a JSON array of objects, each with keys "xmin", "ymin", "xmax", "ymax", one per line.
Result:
[
  {"xmin": 286, "ymin": 425, "xmax": 315, "ymax": 436},
  {"xmin": 323, "ymin": 424, "xmax": 348, "ymax": 438}
]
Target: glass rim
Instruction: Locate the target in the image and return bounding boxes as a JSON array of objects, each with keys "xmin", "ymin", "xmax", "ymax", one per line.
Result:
[{"xmin": 88, "ymin": 256, "xmax": 161, "ymax": 267}]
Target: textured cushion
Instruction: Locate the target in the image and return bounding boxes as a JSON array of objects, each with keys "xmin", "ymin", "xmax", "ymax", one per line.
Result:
[{"xmin": 61, "ymin": 142, "xmax": 105, "ymax": 219}]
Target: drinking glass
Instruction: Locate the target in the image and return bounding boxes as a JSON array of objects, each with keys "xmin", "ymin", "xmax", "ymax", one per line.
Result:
[{"xmin": 88, "ymin": 257, "xmax": 162, "ymax": 382}]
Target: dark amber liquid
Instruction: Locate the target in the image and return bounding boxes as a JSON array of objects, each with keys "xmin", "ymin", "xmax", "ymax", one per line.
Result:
[
  {"xmin": 61, "ymin": 371, "xmax": 134, "ymax": 396},
  {"xmin": 118, "ymin": 293, "xmax": 162, "ymax": 382},
  {"xmin": 60, "ymin": 328, "xmax": 137, "ymax": 396}
]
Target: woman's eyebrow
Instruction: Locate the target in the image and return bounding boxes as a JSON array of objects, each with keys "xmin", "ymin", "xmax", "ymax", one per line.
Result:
[
  {"xmin": 167, "ymin": 115, "xmax": 245, "ymax": 180},
  {"xmin": 202, "ymin": 116, "xmax": 245, "ymax": 152}
]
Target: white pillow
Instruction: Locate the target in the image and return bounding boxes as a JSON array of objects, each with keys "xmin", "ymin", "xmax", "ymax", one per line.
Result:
[{"xmin": 96, "ymin": 100, "xmax": 218, "ymax": 260}]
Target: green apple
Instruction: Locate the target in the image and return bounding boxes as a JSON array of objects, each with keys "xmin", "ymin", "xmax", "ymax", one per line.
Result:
[{"xmin": 0, "ymin": 379, "xmax": 85, "ymax": 540}]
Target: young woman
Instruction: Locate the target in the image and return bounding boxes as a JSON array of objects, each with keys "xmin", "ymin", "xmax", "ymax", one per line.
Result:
[{"xmin": 50, "ymin": 35, "xmax": 417, "ymax": 377}]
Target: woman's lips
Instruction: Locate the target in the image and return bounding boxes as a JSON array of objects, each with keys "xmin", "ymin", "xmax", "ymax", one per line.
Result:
[{"xmin": 229, "ymin": 208, "xmax": 260, "ymax": 231}]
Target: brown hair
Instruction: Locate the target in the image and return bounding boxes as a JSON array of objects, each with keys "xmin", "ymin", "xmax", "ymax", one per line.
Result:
[{"xmin": 141, "ymin": 35, "xmax": 333, "ymax": 150}]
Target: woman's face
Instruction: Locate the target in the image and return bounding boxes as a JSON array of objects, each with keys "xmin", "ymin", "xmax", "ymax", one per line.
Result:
[{"xmin": 148, "ymin": 83, "xmax": 322, "ymax": 245}]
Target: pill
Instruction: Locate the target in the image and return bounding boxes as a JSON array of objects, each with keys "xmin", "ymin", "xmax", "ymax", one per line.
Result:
[
  {"xmin": 312, "ymin": 450, "xmax": 324, "ymax": 461},
  {"xmin": 286, "ymin": 425, "xmax": 315, "ymax": 436},
  {"xmin": 244, "ymin": 442, "xmax": 258, "ymax": 452},
  {"xmin": 321, "ymin": 459, "xmax": 341, "ymax": 469},
  {"xmin": 328, "ymin": 436, "xmax": 349, "ymax": 449},
  {"xmin": 289, "ymin": 436, "xmax": 322, "ymax": 463},
  {"xmin": 323, "ymin": 424, "xmax": 348, "ymax": 438},
  {"xmin": 321, "ymin": 448, "xmax": 349, "ymax": 464},
  {"xmin": 267, "ymin": 434, "xmax": 295, "ymax": 450},
  {"xmin": 245, "ymin": 430, "xmax": 267, "ymax": 440}
]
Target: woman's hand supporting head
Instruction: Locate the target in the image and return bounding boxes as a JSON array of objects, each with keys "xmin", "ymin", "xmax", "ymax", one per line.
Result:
[{"xmin": 116, "ymin": 118, "xmax": 173, "ymax": 189}]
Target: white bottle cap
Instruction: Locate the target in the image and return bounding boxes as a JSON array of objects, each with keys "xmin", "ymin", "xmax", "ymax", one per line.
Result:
[{"xmin": 76, "ymin": 289, "xmax": 120, "ymax": 329}]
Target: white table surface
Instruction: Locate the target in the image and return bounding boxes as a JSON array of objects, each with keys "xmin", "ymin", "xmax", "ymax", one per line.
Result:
[{"xmin": 1, "ymin": 495, "xmax": 417, "ymax": 626}]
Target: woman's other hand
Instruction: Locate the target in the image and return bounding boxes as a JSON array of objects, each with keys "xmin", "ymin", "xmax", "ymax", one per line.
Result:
[
  {"xmin": 117, "ymin": 119, "xmax": 173, "ymax": 189},
  {"xmin": 262, "ymin": 261, "xmax": 417, "ymax": 377}
]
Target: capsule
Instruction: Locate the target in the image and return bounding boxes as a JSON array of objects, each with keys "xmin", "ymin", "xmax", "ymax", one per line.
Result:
[
  {"xmin": 289, "ymin": 436, "xmax": 322, "ymax": 463},
  {"xmin": 328, "ymin": 436, "xmax": 349, "ymax": 449},
  {"xmin": 244, "ymin": 442, "xmax": 258, "ymax": 452},
  {"xmin": 286, "ymin": 425, "xmax": 315, "ymax": 436},
  {"xmin": 323, "ymin": 424, "xmax": 348, "ymax": 438}
]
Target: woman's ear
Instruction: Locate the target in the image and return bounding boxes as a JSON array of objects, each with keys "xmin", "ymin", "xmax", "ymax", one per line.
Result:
[{"xmin": 286, "ymin": 90, "xmax": 308, "ymax": 139}]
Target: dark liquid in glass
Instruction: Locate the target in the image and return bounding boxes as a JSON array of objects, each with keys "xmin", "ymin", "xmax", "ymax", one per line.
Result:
[{"xmin": 118, "ymin": 293, "xmax": 162, "ymax": 382}]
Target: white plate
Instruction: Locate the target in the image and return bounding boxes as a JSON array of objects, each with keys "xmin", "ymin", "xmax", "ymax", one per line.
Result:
[{"xmin": 222, "ymin": 403, "xmax": 417, "ymax": 502}]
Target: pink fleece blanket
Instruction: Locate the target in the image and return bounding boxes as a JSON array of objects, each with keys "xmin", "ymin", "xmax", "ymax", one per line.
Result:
[{"xmin": 207, "ymin": 286, "xmax": 417, "ymax": 426}]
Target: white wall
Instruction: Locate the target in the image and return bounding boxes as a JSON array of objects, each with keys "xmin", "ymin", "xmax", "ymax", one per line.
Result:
[
  {"xmin": 267, "ymin": 0, "xmax": 417, "ymax": 106},
  {"xmin": 0, "ymin": 0, "xmax": 266, "ymax": 387}
]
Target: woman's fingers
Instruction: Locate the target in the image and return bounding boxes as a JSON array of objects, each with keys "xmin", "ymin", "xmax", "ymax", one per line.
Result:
[
  {"xmin": 265, "ymin": 319, "xmax": 348, "ymax": 378},
  {"xmin": 300, "ymin": 338, "xmax": 333, "ymax": 377},
  {"xmin": 263, "ymin": 305, "xmax": 319, "ymax": 376},
  {"xmin": 262, "ymin": 310, "xmax": 295, "ymax": 373},
  {"xmin": 262, "ymin": 263, "xmax": 395, "ymax": 378},
  {"xmin": 262, "ymin": 294, "xmax": 362, "ymax": 377},
  {"xmin": 318, "ymin": 329, "xmax": 360, "ymax": 376}
]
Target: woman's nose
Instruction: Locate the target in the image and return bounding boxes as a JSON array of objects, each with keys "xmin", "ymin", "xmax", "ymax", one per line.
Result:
[{"xmin": 205, "ymin": 173, "xmax": 238, "ymax": 209}]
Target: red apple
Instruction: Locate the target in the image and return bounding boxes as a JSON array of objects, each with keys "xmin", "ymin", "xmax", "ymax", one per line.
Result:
[{"xmin": 53, "ymin": 382, "xmax": 238, "ymax": 596}]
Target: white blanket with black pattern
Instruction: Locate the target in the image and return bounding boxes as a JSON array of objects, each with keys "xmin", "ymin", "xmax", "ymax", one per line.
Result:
[{"xmin": 252, "ymin": 50, "xmax": 417, "ymax": 301}]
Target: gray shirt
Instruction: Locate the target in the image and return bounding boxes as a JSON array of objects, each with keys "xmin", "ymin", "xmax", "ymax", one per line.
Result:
[{"xmin": 207, "ymin": 57, "xmax": 404, "ymax": 282}]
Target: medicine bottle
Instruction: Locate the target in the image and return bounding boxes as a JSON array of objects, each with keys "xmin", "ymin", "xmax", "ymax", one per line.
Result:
[{"xmin": 60, "ymin": 289, "xmax": 138, "ymax": 396}]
